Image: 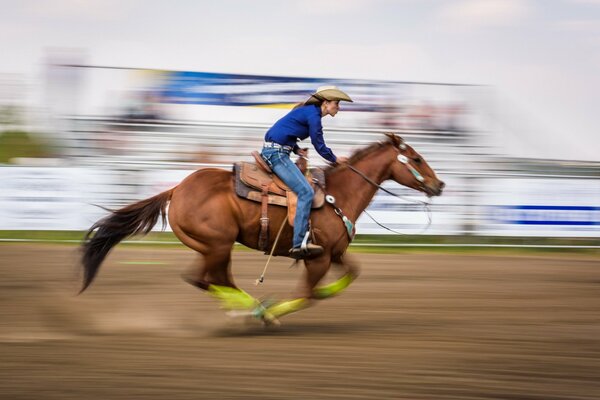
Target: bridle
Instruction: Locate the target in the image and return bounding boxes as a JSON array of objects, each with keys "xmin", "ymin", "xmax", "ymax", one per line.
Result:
[
  {"xmin": 397, "ymin": 147, "xmax": 426, "ymax": 189},
  {"xmin": 344, "ymin": 144, "xmax": 433, "ymax": 235}
]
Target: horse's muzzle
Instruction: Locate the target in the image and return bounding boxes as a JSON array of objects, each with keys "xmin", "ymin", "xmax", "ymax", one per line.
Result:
[{"xmin": 425, "ymin": 180, "xmax": 445, "ymax": 197}]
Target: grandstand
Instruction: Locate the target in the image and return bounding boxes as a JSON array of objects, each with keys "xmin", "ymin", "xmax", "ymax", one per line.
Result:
[{"xmin": 0, "ymin": 65, "xmax": 598, "ymax": 237}]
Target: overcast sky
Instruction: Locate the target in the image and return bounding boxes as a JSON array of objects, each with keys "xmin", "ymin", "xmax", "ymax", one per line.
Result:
[{"xmin": 1, "ymin": 0, "xmax": 599, "ymax": 161}]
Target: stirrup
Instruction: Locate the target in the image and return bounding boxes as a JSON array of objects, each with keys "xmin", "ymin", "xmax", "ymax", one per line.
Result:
[{"xmin": 289, "ymin": 243, "xmax": 324, "ymax": 259}]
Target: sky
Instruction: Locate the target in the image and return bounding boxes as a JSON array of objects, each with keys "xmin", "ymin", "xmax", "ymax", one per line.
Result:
[{"xmin": 1, "ymin": 0, "xmax": 599, "ymax": 161}]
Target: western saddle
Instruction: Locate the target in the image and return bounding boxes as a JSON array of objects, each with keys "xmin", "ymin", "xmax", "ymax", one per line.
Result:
[{"xmin": 233, "ymin": 151, "xmax": 326, "ymax": 252}]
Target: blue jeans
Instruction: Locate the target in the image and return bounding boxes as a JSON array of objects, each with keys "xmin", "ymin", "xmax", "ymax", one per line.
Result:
[{"xmin": 261, "ymin": 147, "xmax": 314, "ymax": 248}]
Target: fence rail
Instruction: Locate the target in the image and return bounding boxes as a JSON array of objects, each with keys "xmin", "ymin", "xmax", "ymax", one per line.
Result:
[
  {"xmin": 2, "ymin": 117, "xmax": 598, "ymax": 237},
  {"xmin": 1, "ymin": 238, "xmax": 598, "ymax": 249}
]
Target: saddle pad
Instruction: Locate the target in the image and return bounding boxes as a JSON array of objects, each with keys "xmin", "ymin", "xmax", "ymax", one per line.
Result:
[{"xmin": 234, "ymin": 163, "xmax": 325, "ymax": 209}]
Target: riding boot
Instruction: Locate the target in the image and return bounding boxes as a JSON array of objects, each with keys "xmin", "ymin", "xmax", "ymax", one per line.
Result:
[
  {"xmin": 289, "ymin": 243, "xmax": 324, "ymax": 259},
  {"xmin": 289, "ymin": 232, "xmax": 323, "ymax": 259}
]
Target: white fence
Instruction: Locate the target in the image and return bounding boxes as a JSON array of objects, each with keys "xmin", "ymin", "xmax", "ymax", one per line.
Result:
[{"xmin": 2, "ymin": 119, "xmax": 599, "ymax": 237}]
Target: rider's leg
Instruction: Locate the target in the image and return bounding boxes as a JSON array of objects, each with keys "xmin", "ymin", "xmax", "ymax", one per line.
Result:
[
  {"xmin": 291, "ymin": 178, "xmax": 314, "ymax": 249},
  {"xmin": 261, "ymin": 147, "xmax": 322, "ymax": 257}
]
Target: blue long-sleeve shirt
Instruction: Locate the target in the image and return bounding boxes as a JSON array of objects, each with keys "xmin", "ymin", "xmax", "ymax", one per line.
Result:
[{"xmin": 264, "ymin": 104, "xmax": 337, "ymax": 163}]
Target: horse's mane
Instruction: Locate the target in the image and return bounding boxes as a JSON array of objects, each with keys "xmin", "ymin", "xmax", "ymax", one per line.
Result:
[{"xmin": 324, "ymin": 137, "xmax": 393, "ymax": 176}]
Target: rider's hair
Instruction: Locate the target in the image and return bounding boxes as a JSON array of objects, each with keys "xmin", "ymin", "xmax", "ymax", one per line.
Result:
[{"xmin": 293, "ymin": 95, "xmax": 324, "ymax": 110}]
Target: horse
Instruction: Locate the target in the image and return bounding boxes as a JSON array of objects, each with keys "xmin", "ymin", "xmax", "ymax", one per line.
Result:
[{"xmin": 80, "ymin": 133, "xmax": 444, "ymax": 325}]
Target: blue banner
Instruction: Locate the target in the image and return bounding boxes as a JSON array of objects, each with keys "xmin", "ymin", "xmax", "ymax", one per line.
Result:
[
  {"xmin": 491, "ymin": 205, "xmax": 600, "ymax": 226},
  {"xmin": 158, "ymin": 71, "xmax": 395, "ymax": 111}
]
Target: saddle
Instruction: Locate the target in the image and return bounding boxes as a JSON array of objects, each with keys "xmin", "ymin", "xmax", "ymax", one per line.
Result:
[{"xmin": 233, "ymin": 151, "xmax": 326, "ymax": 251}]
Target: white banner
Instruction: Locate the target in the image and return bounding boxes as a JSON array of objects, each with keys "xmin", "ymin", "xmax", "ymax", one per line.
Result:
[
  {"xmin": 477, "ymin": 178, "xmax": 600, "ymax": 237},
  {"xmin": 0, "ymin": 167, "xmax": 116, "ymax": 230},
  {"xmin": 1, "ymin": 167, "xmax": 598, "ymax": 237}
]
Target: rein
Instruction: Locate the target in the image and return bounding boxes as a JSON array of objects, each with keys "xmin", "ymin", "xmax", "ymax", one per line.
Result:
[
  {"xmin": 346, "ymin": 164, "xmax": 433, "ymax": 235},
  {"xmin": 346, "ymin": 165, "xmax": 428, "ymax": 205}
]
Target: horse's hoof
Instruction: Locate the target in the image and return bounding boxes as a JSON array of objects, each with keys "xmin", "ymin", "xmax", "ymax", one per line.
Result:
[
  {"xmin": 180, "ymin": 274, "xmax": 209, "ymax": 290},
  {"xmin": 261, "ymin": 312, "xmax": 281, "ymax": 327},
  {"xmin": 226, "ymin": 310, "xmax": 253, "ymax": 318},
  {"xmin": 226, "ymin": 310, "xmax": 280, "ymax": 327},
  {"xmin": 251, "ymin": 300, "xmax": 281, "ymax": 327}
]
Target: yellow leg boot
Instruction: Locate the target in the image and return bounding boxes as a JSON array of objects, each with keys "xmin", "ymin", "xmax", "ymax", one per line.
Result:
[
  {"xmin": 266, "ymin": 298, "xmax": 310, "ymax": 319},
  {"xmin": 208, "ymin": 285, "xmax": 258, "ymax": 311},
  {"xmin": 312, "ymin": 273, "xmax": 355, "ymax": 300}
]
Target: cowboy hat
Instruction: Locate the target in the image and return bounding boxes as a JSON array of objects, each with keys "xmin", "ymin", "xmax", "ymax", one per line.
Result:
[{"xmin": 306, "ymin": 85, "xmax": 353, "ymax": 104}]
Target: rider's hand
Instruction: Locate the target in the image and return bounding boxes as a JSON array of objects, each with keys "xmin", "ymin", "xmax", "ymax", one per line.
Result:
[
  {"xmin": 335, "ymin": 156, "xmax": 349, "ymax": 165},
  {"xmin": 297, "ymin": 148, "xmax": 309, "ymax": 158}
]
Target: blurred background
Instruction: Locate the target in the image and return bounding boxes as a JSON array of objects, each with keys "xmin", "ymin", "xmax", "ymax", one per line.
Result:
[
  {"xmin": 0, "ymin": 0, "xmax": 599, "ymax": 241},
  {"xmin": 1, "ymin": 3, "xmax": 600, "ymax": 399}
]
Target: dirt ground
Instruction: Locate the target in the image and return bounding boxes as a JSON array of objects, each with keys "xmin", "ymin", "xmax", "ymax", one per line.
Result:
[{"xmin": 0, "ymin": 244, "xmax": 599, "ymax": 400}]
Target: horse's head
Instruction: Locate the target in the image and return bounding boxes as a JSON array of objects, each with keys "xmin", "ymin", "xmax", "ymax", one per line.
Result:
[{"xmin": 385, "ymin": 133, "xmax": 445, "ymax": 197}]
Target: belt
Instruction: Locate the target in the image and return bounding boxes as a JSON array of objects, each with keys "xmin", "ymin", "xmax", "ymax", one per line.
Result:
[{"xmin": 263, "ymin": 142, "xmax": 293, "ymax": 152}]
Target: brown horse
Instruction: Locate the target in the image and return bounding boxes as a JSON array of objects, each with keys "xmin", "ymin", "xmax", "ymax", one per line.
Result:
[{"xmin": 80, "ymin": 133, "xmax": 444, "ymax": 325}]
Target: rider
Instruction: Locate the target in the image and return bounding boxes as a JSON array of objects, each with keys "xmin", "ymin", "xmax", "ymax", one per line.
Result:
[{"xmin": 261, "ymin": 85, "xmax": 353, "ymax": 259}]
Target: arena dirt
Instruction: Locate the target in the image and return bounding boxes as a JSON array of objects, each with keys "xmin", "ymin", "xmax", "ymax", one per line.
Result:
[{"xmin": 0, "ymin": 244, "xmax": 599, "ymax": 399}]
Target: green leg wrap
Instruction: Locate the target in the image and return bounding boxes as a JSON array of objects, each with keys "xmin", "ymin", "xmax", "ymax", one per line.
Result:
[
  {"xmin": 266, "ymin": 298, "xmax": 310, "ymax": 319},
  {"xmin": 208, "ymin": 285, "xmax": 258, "ymax": 310},
  {"xmin": 312, "ymin": 273, "xmax": 355, "ymax": 300}
]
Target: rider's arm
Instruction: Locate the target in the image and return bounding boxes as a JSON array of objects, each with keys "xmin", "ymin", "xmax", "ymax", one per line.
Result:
[{"xmin": 307, "ymin": 113, "xmax": 337, "ymax": 163}]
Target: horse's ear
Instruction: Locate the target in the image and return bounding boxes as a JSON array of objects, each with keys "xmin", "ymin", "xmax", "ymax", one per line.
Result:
[{"xmin": 384, "ymin": 132, "xmax": 402, "ymax": 148}]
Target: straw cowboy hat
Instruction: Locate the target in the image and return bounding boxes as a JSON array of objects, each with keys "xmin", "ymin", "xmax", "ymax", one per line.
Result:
[{"xmin": 305, "ymin": 85, "xmax": 353, "ymax": 104}]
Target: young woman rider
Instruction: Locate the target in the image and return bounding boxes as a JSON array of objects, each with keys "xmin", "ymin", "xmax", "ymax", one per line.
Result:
[{"xmin": 261, "ymin": 86, "xmax": 353, "ymax": 258}]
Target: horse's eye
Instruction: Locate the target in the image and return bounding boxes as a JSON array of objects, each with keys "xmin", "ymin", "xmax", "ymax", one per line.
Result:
[{"xmin": 414, "ymin": 157, "xmax": 422, "ymax": 164}]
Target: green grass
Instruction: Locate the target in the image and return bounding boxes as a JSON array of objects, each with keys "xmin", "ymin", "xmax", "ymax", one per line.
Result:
[
  {"xmin": 0, "ymin": 130, "xmax": 51, "ymax": 163},
  {"xmin": 0, "ymin": 230, "xmax": 184, "ymax": 246},
  {"xmin": 1, "ymin": 230, "xmax": 598, "ymax": 257}
]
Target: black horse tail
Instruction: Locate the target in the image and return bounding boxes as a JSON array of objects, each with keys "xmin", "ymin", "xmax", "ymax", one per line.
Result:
[{"xmin": 80, "ymin": 189, "xmax": 174, "ymax": 293}]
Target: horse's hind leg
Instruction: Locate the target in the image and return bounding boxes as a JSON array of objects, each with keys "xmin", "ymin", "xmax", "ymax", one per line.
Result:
[
  {"xmin": 179, "ymin": 239, "xmax": 261, "ymax": 313},
  {"xmin": 182, "ymin": 250, "xmax": 234, "ymax": 290}
]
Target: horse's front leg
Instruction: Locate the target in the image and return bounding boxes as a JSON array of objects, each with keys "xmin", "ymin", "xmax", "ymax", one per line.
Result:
[
  {"xmin": 312, "ymin": 252, "xmax": 360, "ymax": 300},
  {"xmin": 263, "ymin": 253, "xmax": 332, "ymax": 320}
]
